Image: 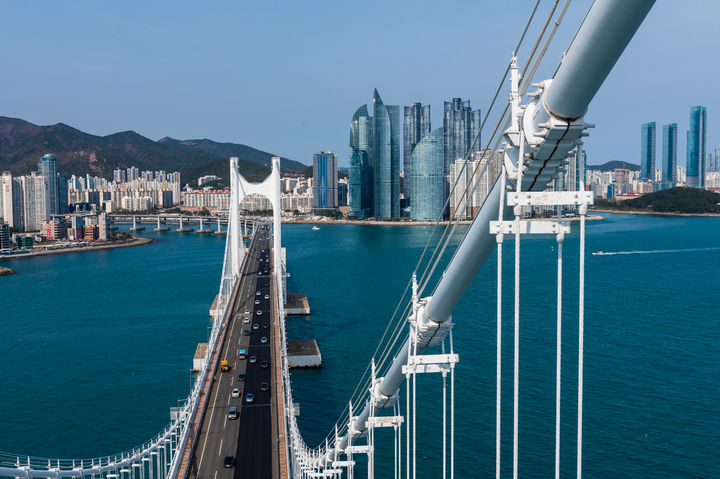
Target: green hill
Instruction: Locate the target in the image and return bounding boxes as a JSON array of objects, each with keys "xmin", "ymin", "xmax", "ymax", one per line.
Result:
[
  {"xmin": 0, "ymin": 117, "xmax": 289, "ymax": 183},
  {"xmin": 594, "ymin": 187, "xmax": 720, "ymax": 213},
  {"xmin": 587, "ymin": 160, "xmax": 640, "ymax": 172}
]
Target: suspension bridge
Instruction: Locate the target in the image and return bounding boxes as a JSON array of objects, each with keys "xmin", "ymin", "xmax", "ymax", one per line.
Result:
[{"xmin": 0, "ymin": 1, "xmax": 657, "ymax": 478}]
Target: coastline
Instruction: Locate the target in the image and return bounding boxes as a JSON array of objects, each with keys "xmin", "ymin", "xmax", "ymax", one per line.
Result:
[
  {"xmin": 0, "ymin": 236, "xmax": 154, "ymax": 261},
  {"xmin": 591, "ymin": 208, "xmax": 720, "ymax": 218},
  {"xmin": 284, "ymin": 215, "xmax": 604, "ymax": 226}
]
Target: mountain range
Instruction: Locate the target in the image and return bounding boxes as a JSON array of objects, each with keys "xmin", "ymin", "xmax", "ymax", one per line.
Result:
[{"xmin": 0, "ymin": 117, "xmax": 307, "ymax": 184}]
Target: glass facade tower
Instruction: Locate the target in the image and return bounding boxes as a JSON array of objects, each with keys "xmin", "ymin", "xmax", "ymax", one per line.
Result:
[
  {"xmin": 686, "ymin": 106, "xmax": 706, "ymax": 187},
  {"xmin": 372, "ymin": 89, "xmax": 400, "ymax": 219},
  {"xmin": 410, "ymin": 128, "xmax": 444, "ymax": 221},
  {"xmin": 662, "ymin": 123, "xmax": 677, "ymax": 183},
  {"xmin": 313, "ymin": 152, "xmax": 338, "ymax": 209},
  {"xmin": 640, "ymin": 122, "xmax": 656, "ymax": 179},
  {"xmin": 349, "ymin": 105, "xmax": 373, "ymax": 218},
  {"xmin": 403, "ymin": 103, "xmax": 431, "ymax": 200},
  {"xmin": 37, "ymin": 153, "xmax": 58, "ymax": 215}
]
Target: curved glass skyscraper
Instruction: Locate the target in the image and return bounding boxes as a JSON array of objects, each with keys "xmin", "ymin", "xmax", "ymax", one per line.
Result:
[
  {"xmin": 686, "ymin": 106, "xmax": 706, "ymax": 187},
  {"xmin": 349, "ymin": 105, "xmax": 373, "ymax": 218},
  {"xmin": 410, "ymin": 128, "xmax": 444, "ymax": 221},
  {"xmin": 37, "ymin": 153, "xmax": 58, "ymax": 215}
]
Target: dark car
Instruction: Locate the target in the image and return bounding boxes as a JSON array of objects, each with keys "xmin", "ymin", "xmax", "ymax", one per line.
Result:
[
  {"xmin": 223, "ymin": 455, "xmax": 235, "ymax": 468},
  {"xmin": 243, "ymin": 329, "xmax": 250, "ymax": 336},
  {"xmin": 260, "ymin": 360, "xmax": 269, "ymax": 369},
  {"xmin": 260, "ymin": 382, "xmax": 270, "ymax": 392},
  {"xmin": 262, "ymin": 323, "xmax": 269, "ymax": 329},
  {"xmin": 237, "ymin": 373, "xmax": 246, "ymax": 381}
]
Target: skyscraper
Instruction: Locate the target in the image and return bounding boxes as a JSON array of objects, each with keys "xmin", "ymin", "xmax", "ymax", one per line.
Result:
[
  {"xmin": 662, "ymin": 123, "xmax": 678, "ymax": 183},
  {"xmin": 403, "ymin": 103, "xmax": 431, "ymax": 199},
  {"xmin": 37, "ymin": 153, "xmax": 59, "ymax": 215},
  {"xmin": 313, "ymin": 151, "xmax": 338, "ymax": 209},
  {"xmin": 20, "ymin": 172, "xmax": 49, "ymax": 231},
  {"xmin": 348, "ymin": 89, "xmax": 400, "ymax": 219},
  {"xmin": 410, "ymin": 128, "xmax": 444, "ymax": 221},
  {"xmin": 563, "ymin": 146, "xmax": 587, "ymax": 192},
  {"xmin": 640, "ymin": 122, "xmax": 656, "ymax": 179},
  {"xmin": 443, "ymin": 98, "xmax": 481, "ymax": 173},
  {"xmin": 349, "ymin": 105, "xmax": 373, "ymax": 218},
  {"xmin": 686, "ymin": 106, "xmax": 707, "ymax": 187},
  {"xmin": 372, "ymin": 90, "xmax": 401, "ymax": 219}
]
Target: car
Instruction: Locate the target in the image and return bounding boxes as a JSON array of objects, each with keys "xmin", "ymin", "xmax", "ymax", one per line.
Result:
[
  {"xmin": 260, "ymin": 360, "xmax": 269, "ymax": 369},
  {"xmin": 260, "ymin": 336, "xmax": 268, "ymax": 344},
  {"xmin": 245, "ymin": 393, "xmax": 255, "ymax": 403},
  {"xmin": 228, "ymin": 407, "xmax": 238, "ymax": 420},
  {"xmin": 262, "ymin": 323, "xmax": 269, "ymax": 329},
  {"xmin": 254, "ymin": 299, "xmax": 260, "ymax": 305},
  {"xmin": 243, "ymin": 317, "xmax": 250, "ymax": 324},
  {"xmin": 257, "ymin": 310, "xmax": 263, "ymax": 316},
  {"xmin": 224, "ymin": 455, "xmax": 235, "ymax": 468},
  {"xmin": 243, "ymin": 329, "xmax": 250, "ymax": 336},
  {"xmin": 249, "ymin": 355, "xmax": 257, "ymax": 364},
  {"xmin": 231, "ymin": 388, "xmax": 240, "ymax": 398},
  {"xmin": 256, "ymin": 291, "xmax": 261, "ymax": 296},
  {"xmin": 253, "ymin": 323, "xmax": 260, "ymax": 330},
  {"xmin": 237, "ymin": 373, "xmax": 246, "ymax": 381},
  {"xmin": 244, "ymin": 309, "xmax": 250, "ymax": 315},
  {"xmin": 264, "ymin": 294, "xmax": 269, "ymax": 300},
  {"xmin": 260, "ymin": 382, "xmax": 269, "ymax": 392}
]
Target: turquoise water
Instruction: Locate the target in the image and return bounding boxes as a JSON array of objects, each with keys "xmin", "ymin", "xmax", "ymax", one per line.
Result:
[{"xmin": 1, "ymin": 215, "xmax": 718, "ymax": 477}]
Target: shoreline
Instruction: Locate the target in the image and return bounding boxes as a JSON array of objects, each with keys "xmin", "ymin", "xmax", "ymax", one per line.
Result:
[
  {"xmin": 285, "ymin": 215, "xmax": 604, "ymax": 226},
  {"xmin": 0, "ymin": 236, "xmax": 154, "ymax": 261},
  {"xmin": 591, "ymin": 208, "xmax": 720, "ymax": 218}
]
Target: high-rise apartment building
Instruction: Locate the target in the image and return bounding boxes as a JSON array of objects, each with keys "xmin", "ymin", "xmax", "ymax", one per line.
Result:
[
  {"xmin": 662, "ymin": 123, "xmax": 678, "ymax": 183},
  {"xmin": 0, "ymin": 219, "xmax": 11, "ymax": 251},
  {"xmin": 348, "ymin": 89, "xmax": 401, "ymax": 219},
  {"xmin": 349, "ymin": 105, "xmax": 373, "ymax": 218},
  {"xmin": 372, "ymin": 90, "xmax": 401, "ymax": 219},
  {"xmin": 640, "ymin": 122, "xmax": 656, "ymax": 179},
  {"xmin": 113, "ymin": 168, "xmax": 127, "ymax": 183},
  {"xmin": 563, "ymin": 146, "xmax": 587, "ymax": 192},
  {"xmin": 37, "ymin": 154, "xmax": 59, "ymax": 215},
  {"xmin": 443, "ymin": 98, "xmax": 481, "ymax": 173},
  {"xmin": 313, "ymin": 151, "xmax": 338, "ymax": 209},
  {"xmin": 410, "ymin": 129, "xmax": 444, "ymax": 221},
  {"xmin": 686, "ymin": 106, "xmax": 707, "ymax": 187},
  {"xmin": 20, "ymin": 172, "xmax": 49, "ymax": 231},
  {"xmin": 403, "ymin": 103, "xmax": 431, "ymax": 199}
]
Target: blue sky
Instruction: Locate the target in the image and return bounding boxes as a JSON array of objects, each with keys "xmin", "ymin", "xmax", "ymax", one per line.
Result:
[{"xmin": 0, "ymin": 1, "xmax": 717, "ymax": 168}]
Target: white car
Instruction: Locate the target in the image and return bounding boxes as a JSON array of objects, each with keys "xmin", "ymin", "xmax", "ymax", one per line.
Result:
[
  {"xmin": 243, "ymin": 317, "xmax": 250, "ymax": 324},
  {"xmin": 231, "ymin": 388, "xmax": 240, "ymax": 398}
]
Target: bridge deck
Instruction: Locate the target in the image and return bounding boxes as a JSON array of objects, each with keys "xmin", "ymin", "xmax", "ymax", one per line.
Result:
[{"xmin": 182, "ymin": 225, "xmax": 281, "ymax": 479}]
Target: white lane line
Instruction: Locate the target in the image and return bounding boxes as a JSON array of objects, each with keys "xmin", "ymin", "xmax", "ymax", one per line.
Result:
[
  {"xmin": 226, "ymin": 393, "xmax": 230, "ymax": 405},
  {"xmin": 224, "ymin": 414, "xmax": 228, "ymax": 428},
  {"xmin": 214, "ymin": 471, "xmax": 217, "ymax": 479}
]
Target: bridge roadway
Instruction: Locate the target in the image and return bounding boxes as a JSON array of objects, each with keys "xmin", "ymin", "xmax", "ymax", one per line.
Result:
[{"xmin": 188, "ymin": 224, "xmax": 276, "ymax": 479}]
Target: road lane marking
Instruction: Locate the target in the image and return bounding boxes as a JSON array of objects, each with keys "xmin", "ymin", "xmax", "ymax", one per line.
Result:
[{"xmin": 218, "ymin": 438, "xmax": 223, "ymax": 456}]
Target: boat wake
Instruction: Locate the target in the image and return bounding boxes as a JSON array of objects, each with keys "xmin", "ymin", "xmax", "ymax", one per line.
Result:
[{"xmin": 592, "ymin": 247, "xmax": 720, "ymax": 256}]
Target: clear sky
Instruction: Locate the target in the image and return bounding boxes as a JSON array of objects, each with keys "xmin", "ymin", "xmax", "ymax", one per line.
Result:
[{"xmin": 0, "ymin": 0, "xmax": 717, "ymax": 168}]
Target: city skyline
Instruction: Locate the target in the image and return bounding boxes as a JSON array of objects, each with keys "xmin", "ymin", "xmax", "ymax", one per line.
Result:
[{"xmin": 1, "ymin": 2, "xmax": 718, "ymax": 170}]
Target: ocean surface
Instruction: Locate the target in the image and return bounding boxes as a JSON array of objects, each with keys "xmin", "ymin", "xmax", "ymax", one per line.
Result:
[{"xmin": 0, "ymin": 214, "xmax": 718, "ymax": 477}]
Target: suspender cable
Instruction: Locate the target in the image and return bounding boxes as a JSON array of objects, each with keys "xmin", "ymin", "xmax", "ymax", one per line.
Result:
[
  {"xmin": 555, "ymin": 221, "xmax": 565, "ymax": 479},
  {"xmin": 495, "ymin": 164, "xmax": 507, "ymax": 479},
  {"xmin": 577, "ymin": 190, "xmax": 587, "ymax": 479}
]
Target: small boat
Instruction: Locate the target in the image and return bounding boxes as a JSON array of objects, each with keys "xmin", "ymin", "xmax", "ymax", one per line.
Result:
[
  {"xmin": 592, "ymin": 251, "xmax": 604, "ymax": 255},
  {"xmin": 312, "ymin": 226, "xmax": 320, "ymax": 231}
]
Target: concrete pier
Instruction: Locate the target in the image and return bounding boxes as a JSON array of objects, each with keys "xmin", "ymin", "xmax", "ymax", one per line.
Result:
[
  {"xmin": 129, "ymin": 217, "xmax": 145, "ymax": 232},
  {"xmin": 176, "ymin": 217, "xmax": 193, "ymax": 232},
  {"xmin": 287, "ymin": 340, "xmax": 322, "ymax": 368},
  {"xmin": 192, "ymin": 343, "xmax": 208, "ymax": 372},
  {"xmin": 286, "ymin": 293, "xmax": 310, "ymax": 315},
  {"xmin": 214, "ymin": 218, "xmax": 226, "ymax": 235},
  {"xmin": 154, "ymin": 217, "xmax": 169, "ymax": 232}
]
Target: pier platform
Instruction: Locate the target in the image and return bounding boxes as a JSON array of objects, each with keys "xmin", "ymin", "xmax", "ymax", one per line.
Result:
[
  {"xmin": 287, "ymin": 339, "xmax": 322, "ymax": 368},
  {"xmin": 286, "ymin": 293, "xmax": 310, "ymax": 315},
  {"xmin": 192, "ymin": 343, "xmax": 208, "ymax": 371}
]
